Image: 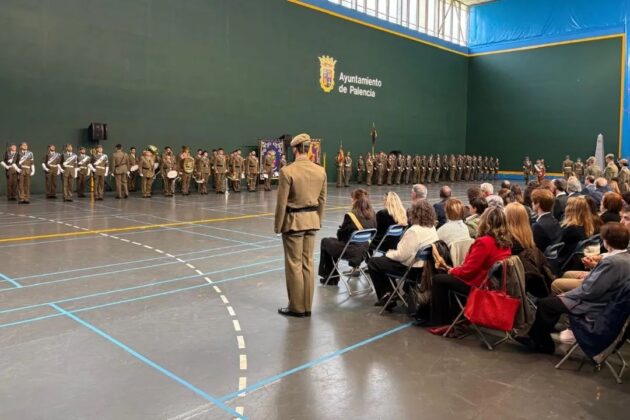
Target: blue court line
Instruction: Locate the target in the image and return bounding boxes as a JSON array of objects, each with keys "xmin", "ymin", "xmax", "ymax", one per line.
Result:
[
  {"xmin": 0, "ymin": 257, "xmax": 286, "ymax": 315},
  {"xmin": 48, "ymin": 303, "xmax": 245, "ymax": 419},
  {"xmin": 1, "ymin": 243, "xmax": 282, "ymax": 292},
  {"xmin": 0, "ymin": 267, "xmax": 285, "ymax": 330},
  {"xmin": 219, "ymin": 322, "xmax": 414, "ymax": 402},
  {"xmin": 0, "ymin": 273, "xmax": 22, "ymax": 288}
]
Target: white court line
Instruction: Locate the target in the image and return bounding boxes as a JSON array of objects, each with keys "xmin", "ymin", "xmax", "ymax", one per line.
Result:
[
  {"xmin": 220, "ymin": 295, "xmax": 229, "ymax": 304},
  {"xmin": 238, "ymin": 377, "xmax": 247, "ymax": 395},
  {"xmin": 237, "ymin": 336, "xmax": 245, "ymax": 349},
  {"xmin": 204, "ymin": 277, "xmax": 213, "ymax": 284},
  {"xmin": 233, "ymin": 320, "xmax": 241, "ymax": 332},
  {"xmin": 186, "ymin": 263, "xmax": 196, "ymax": 269},
  {"xmin": 213, "ymin": 286, "xmax": 221, "ymax": 293},
  {"xmin": 227, "ymin": 306, "xmax": 235, "ymax": 316},
  {"xmin": 239, "ymin": 355, "xmax": 247, "ymax": 370},
  {"xmin": 195, "ymin": 269, "xmax": 204, "ymax": 276}
]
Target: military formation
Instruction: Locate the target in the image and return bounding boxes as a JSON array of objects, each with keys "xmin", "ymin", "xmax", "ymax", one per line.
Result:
[
  {"xmin": 337, "ymin": 150, "xmax": 500, "ymax": 187},
  {"xmin": 2, "ymin": 142, "xmax": 288, "ymax": 202},
  {"xmin": 522, "ymin": 154, "xmax": 630, "ymax": 193}
]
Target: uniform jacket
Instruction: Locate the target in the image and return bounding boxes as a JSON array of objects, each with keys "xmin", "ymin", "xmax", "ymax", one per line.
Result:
[
  {"xmin": 140, "ymin": 155, "xmax": 155, "ymax": 178},
  {"xmin": 246, "ymin": 156, "xmax": 259, "ymax": 175},
  {"xmin": 44, "ymin": 151, "xmax": 62, "ymax": 175},
  {"xmin": 274, "ymin": 155, "xmax": 327, "ymax": 234},
  {"xmin": 604, "ymin": 162, "xmax": 619, "ymax": 181},
  {"xmin": 112, "ymin": 150, "xmax": 129, "ymax": 175},
  {"xmin": 3, "ymin": 151, "xmax": 18, "ymax": 174},
  {"xmin": 92, "ymin": 153, "xmax": 109, "ymax": 176}
]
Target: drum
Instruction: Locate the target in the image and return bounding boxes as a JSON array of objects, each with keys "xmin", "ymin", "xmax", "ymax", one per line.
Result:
[
  {"xmin": 167, "ymin": 170, "xmax": 178, "ymax": 179},
  {"xmin": 129, "ymin": 165, "xmax": 139, "ymax": 172}
]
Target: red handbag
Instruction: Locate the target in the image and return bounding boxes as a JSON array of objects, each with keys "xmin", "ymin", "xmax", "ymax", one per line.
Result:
[{"xmin": 463, "ymin": 260, "xmax": 521, "ymax": 332}]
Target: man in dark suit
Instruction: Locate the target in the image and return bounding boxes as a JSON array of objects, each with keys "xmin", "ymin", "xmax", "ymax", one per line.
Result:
[
  {"xmin": 433, "ymin": 185, "xmax": 451, "ymax": 229},
  {"xmin": 531, "ymin": 189, "xmax": 562, "ymax": 252},
  {"xmin": 552, "ymin": 178, "xmax": 569, "ymax": 221},
  {"xmin": 520, "ymin": 223, "xmax": 630, "ymax": 353}
]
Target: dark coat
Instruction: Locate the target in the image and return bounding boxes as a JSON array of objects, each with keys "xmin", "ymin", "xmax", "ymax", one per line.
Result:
[{"xmin": 532, "ymin": 213, "xmax": 562, "ymax": 253}]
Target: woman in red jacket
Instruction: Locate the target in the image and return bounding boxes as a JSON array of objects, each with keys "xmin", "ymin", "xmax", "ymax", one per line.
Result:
[{"xmin": 427, "ymin": 207, "xmax": 512, "ymax": 326}]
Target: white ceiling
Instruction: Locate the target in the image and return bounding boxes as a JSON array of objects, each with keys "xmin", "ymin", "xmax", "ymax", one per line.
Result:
[{"xmin": 458, "ymin": 0, "xmax": 498, "ymax": 6}]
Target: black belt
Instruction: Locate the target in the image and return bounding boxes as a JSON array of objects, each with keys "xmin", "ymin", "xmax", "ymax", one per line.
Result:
[{"xmin": 286, "ymin": 206, "xmax": 318, "ymax": 213}]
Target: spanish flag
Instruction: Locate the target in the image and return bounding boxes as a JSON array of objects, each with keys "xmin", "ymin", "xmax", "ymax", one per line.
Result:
[{"xmin": 337, "ymin": 147, "xmax": 345, "ymax": 164}]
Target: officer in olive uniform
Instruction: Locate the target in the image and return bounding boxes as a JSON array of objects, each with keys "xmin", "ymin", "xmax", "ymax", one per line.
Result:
[
  {"xmin": 604, "ymin": 153, "xmax": 619, "ymax": 182},
  {"xmin": 42, "ymin": 144, "xmax": 62, "ymax": 198},
  {"xmin": 618, "ymin": 159, "xmax": 630, "ymax": 194},
  {"xmin": 215, "ymin": 148, "xmax": 227, "ymax": 194},
  {"xmin": 419, "ymin": 155, "xmax": 427, "ymax": 184},
  {"xmin": 128, "ymin": 147, "xmax": 138, "ymax": 192},
  {"xmin": 404, "ymin": 155, "xmax": 412, "ymax": 184},
  {"xmin": 199, "ymin": 151, "xmax": 211, "ymax": 194},
  {"xmin": 246, "ymin": 151, "xmax": 259, "ymax": 192},
  {"xmin": 574, "ymin": 157, "xmax": 584, "ymax": 183},
  {"xmin": 432, "ymin": 155, "xmax": 440, "ymax": 183},
  {"xmin": 385, "ymin": 154, "xmax": 395, "ymax": 185},
  {"xmin": 61, "ymin": 144, "xmax": 77, "ymax": 202},
  {"xmin": 139, "ymin": 150, "xmax": 155, "ymax": 198},
  {"xmin": 448, "ymin": 154, "xmax": 457, "ymax": 182},
  {"xmin": 89, "ymin": 145, "xmax": 108, "ymax": 200},
  {"xmin": 336, "ymin": 146, "xmax": 345, "ymax": 188},
  {"xmin": 394, "ymin": 154, "xmax": 404, "ymax": 185},
  {"xmin": 377, "ymin": 152, "xmax": 386, "ymax": 185},
  {"xmin": 344, "ymin": 152, "xmax": 352, "ymax": 187},
  {"xmin": 356, "ymin": 155, "xmax": 365, "ymax": 184},
  {"xmin": 585, "ymin": 156, "xmax": 602, "ymax": 178},
  {"xmin": 365, "ymin": 154, "xmax": 373, "ymax": 186},
  {"xmin": 2, "ymin": 144, "xmax": 19, "ymax": 201},
  {"xmin": 161, "ymin": 147, "xmax": 176, "ymax": 197},
  {"xmin": 263, "ymin": 150, "xmax": 275, "ymax": 191},
  {"xmin": 562, "ymin": 155, "xmax": 574, "ymax": 179},
  {"xmin": 274, "ymin": 133, "xmax": 327, "ymax": 318},
  {"xmin": 17, "ymin": 142, "xmax": 34, "ymax": 204},
  {"xmin": 112, "ymin": 144, "xmax": 129, "ymax": 199},
  {"xmin": 178, "ymin": 147, "xmax": 194, "ymax": 195},
  {"xmin": 75, "ymin": 147, "xmax": 90, "ymax": 197},
  {"xmin": 230, "ymin": 149, "xmax": 244, "ymax": 192}
]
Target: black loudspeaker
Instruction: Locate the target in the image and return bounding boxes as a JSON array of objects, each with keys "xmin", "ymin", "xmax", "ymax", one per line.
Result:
[
  {"xmin": 89, "ymin": 123, "xmax": 108, "ymax": 141},
  {"xmin": 278, "ymin": 134, "xmax": 292, "ymax": 150}
]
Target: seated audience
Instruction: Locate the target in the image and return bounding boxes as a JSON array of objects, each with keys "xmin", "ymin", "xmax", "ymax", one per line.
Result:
[
  {"xmin": 566, "ymin": 176, "xmax": 582, "ymax": 198},
  {"xmin": 590, "ymin": 177, "xmax": 610, "ymax": 208},
  {"xmin": 581, "ymin": 175, "xmax": 596, "ymax": 195},
  {"xmin": 433, "ymin": 186, "xmax": 451, "ymax": 228},
  {"xmin": 600, "ymin": 192, "xmax": 623, "ymax": 224},
  {"xmin": 531, "ymin": 189, "xmax": 562, "ymax": 252},
  {"xmin": 425, "ymin": 207, "xmax": 512, "ymax": 326},
  {"xmin": 501, "ymin": 180, "xmax": 511, "ymax": 190},
  {"xmin": 556, "ymin": 196, "xmax": 597, "ymax": 272},
  {"xmin": 623, "ymin": 191, "xmax": 630, "ymax": 205},
  {"xmin": 552, "ymin": 178, "xmax": 568, "ymax": 221},
  {"xmin": 464, "ymin": 186, "xmax": 483, "ymax": 218},
  {"xmin": 498, "ymin": 188, "xmax": 513, "ymax": 206},
  {"xmin": 584, "ymin": 195, "xmax": 603, "ymax": 233},
  {"xmin": 623, "ymin": 203, "xmax": 630, "ymax": 244},
  {"xmin": 370, "ymin": 192, "xmax": 408, "ymax": 253},
  {"xmin": 368, "ymin": 200, "xmax": 439, "ymax": 309},
  {"xmin": 437, "ymin": 199, "xmax": 471, "ymax": 245},
  {"xmin": 411, "ymin": 184, "xmax": 428, "ymax": 203},
  {"xmin": 480, "ymin": 183, "xmax": 502, "ymax": 208},
  {"xmin": 505, "ymin": 202, "xmax": 535, "ymax": 255},
  {"xmin": 465, "ymin": 198, "xmax": 488, "ymax": 238},
  {"xmin": 519, "ymin": 223, "xmax": 630, "ymax": 354},
  {"xmin": 609, "ymin": 179, "xmax": 622, "ymax": 195},
  {"xmin": 318, "ymin": 189, "xmax": 377, "ymax": 285}
]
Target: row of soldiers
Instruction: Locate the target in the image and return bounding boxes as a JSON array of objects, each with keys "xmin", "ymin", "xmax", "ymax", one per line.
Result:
[
  {"xmin": 336, "ymin": 151, "xmax": 499, "ymax": 187},
  {"xmin": 2, "ymin": 142, "xmax": 288, "ymax": 203},
  {"xmin": 522, "ymin": 154, "xmax": 630, "ymax": 189}
]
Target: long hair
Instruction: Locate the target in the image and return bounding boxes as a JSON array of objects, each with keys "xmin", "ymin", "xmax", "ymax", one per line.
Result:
[
  {"xmin": 562, "ymin": 196, "xmax": 595, "ymax": 236},
  {"xmin": 351, "ymin": 188, "xmax": 375, "ymax": 220},
  {"xmin": 477, "ymin": 207, "xmax": 512, "ymax": 249},
  {"xmin": 505, "ymin": 203, "xmax": 535, "ymax": 249},
  {"xmin": 383, "ymin": 192, "xmax": 408, "ymax": 226}
]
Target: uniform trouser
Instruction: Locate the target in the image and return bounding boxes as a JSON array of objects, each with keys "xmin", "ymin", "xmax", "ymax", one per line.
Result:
[
  {"xmin": 129, "ymin": 173, "xmax": 138, "ymax": 191},
  {"xmin": 216, "ymin": 173, "xmax": 226, "ymax": 192},
  {"xmin": 395, "ymin": 170, "xmax": 402, "ymax": 184},
  {"xmin": 46, "ymin": 171, "xmax": 57, "ymax": 196},
  {"xmin": 433, "ymin": 170, "xmax": 440, "ymax": 183},
  {"xmin": 18, "ymin": 173, "xmax": 30, "ymax": 202},
  {"xmin": 419, "ymin": 170, "xmax": 426, "ymax": 184},
  {"xmin": 282, "ymin": 230, "xmax": 316, "ymax": 313},
  {"xmin": 345, "ymin": 169, "xmax": 351, "ymax": 186},
  {"xmin": 63, "ymin": 171, "xmax": 74, "ymax": 200},
  {"xmin": 263, "ymin": 172, "xmax": 272, "ymax": 191},
  {"xmin": 181, "ymin": 173, "xmax": 191, "ymax": 194},
  {"xmin": 405, "ymin": 170, "xmax": 411, "ymax": 184},
  {"xmin": 377, "ymin": 169, "xmax": 384, "ymax": 185},
  {"xmin": 115, "ymin": 173, "xmax": 128, "ymax": 198},
  {"xmin": 337, "ymin": 168, "xmax": 345, "ymax": 187},
  {"xmin": 6, "ymin": 171, "xmax": 18, "ymax": 199},
  {"xmin": 386, "ymin": 171, "xmax": 393, "ymax": 185},
  {"xmin": 199, "ymin": 176, "xmax": 209, "ymax": 194},
  {"xmin": 95, "ymin": 175, "xmax": 105, "ymax": 199},
  {"xmin": 247, "ymin": 174, "xmax": 258, "ymax": 191},
  {"xmin": 426, "ymin": 169, "xmax": 433, "ymax": 183},
  {"xmin": 551, "ymin": 271, "xmax": 586, "ymax": 295},
  {"xmin": 357, "ymin": 170, "xmax": 364, "ymax": 184},
  {"xmin": 141, "ymin": 176, "xmax": 154, "ymax": 196},
  {"xmin": 77, "ymin": 173, "xmax": 87, "ymax": 196},
  {"xmin": 365, "ymin": 171, "xmax": 372, "ymax": 186},
  {"xmin": 449, "ymin": 168, "xmax": 456, "ymax": 182},
  {"xmin": 231, "ymin": 178, "xmax": 241, "ymax": 192},
  {"xmin": 163, "ymin": 176, "xmax": 174, "ymax": 195}
]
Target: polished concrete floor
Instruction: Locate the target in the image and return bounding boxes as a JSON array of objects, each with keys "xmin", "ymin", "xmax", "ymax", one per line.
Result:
[{"xmin": 0, "ymin": 180, "xmax": 627, "ymax": 420}]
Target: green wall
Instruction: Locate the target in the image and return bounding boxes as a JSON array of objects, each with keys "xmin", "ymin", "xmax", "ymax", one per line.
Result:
[
  {"xmin": 466, "ymin": 37, "xmax": 622, "ymax": 172},
  {"xmin": 0, "ymin": 0, "xmax": 468, "ymax": 193}
]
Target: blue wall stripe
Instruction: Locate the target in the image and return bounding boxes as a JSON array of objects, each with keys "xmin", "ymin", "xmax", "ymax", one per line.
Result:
[
  {"xmin": 48, "ymin": 303, "xmax": 245, "ymax": 419},
  {"xmin": 0, "ymin": 272, "xmax": 22, "ymax": 288}
]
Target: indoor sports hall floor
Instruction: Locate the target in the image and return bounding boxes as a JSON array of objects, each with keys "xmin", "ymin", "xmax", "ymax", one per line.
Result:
[{"xmin": 0, "ymin": 182, "xmax": 627, "ymax": 420}]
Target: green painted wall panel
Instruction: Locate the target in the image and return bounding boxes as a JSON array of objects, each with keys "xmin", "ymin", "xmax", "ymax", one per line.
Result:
[
  {"xmin": 466, "ymin": 38, "xmax": 622, "ymax": 172},
  {"xmin": 0, "ymin": 0, "xmax": 468, "ymax": 193}
]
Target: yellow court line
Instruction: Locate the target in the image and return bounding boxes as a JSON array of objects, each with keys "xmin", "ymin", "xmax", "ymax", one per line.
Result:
[{"xmin": 0, "ymin": 206, "xmax": 349, "ymax": 243}]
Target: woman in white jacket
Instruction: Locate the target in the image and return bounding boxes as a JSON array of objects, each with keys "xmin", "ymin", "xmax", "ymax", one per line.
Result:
[{"xmin": 368, "ymin": 200, "xmax": 439, "ymax": 310}]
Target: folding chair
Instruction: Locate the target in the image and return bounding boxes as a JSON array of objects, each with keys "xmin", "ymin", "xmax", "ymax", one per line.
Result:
[
  {"xmin": 555, "ymin": 317, "xmax": 629, "ymax": 384},
  {"xmin": 559, "ymin": 234, "xmax": 601, "ymax": 273},
  {"xmin": 448, "ymin": 238, "xmax": 474, "ymax": 267},
  {"xmin": 543, "ymin": 242, "xmax": 564, "ymax": 260},
  {"xmin": 371, "ymin": 224, "xmax": 406, "ymax": 256},
  {"xmin": 324, "ymin": 228, "xmax": 377, "ymax": 296},
  {"xmin": 379, "ymin": 245, "xmax": 432, "ymax": 315}
]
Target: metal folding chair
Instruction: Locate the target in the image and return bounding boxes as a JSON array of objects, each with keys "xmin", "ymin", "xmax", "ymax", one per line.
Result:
[
  {"xmin": 379, "ymin": 245, "xmax": 432, "ymax": 315},
  {"xmin": 555, "ymin": 317, "xmax": 629, "ymax": 384},
  {"xmin": 324, "ymin": 228, "xmax": 377, "ymax": 296},
  {"xmin": 371, "ymin": 224, "xmax": 406, "ymax": 256},
  {"xmin": 559, "ymin": 234, "xmax": 601, "ymax": 273},
  {"xmin": 543, "ymin": 242, "xmax": 565, "ymax": 260}
]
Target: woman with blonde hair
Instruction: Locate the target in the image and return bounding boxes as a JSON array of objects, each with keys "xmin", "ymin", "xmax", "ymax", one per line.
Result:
[
  {"xmin": 504, "ymin": 202, "xmax": 535, "ymax": 254},
  {"xmin": 370, "ymin": 191, "xmax": 408, "ymax": 253},
  {"xmin": 556, "ymin": 196, "xmax": 597, "ymax": 272}
]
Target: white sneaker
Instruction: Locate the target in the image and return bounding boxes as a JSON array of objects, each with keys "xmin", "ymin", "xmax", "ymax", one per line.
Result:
[{"xmin": 558, "ymin": 329, "xmax": 576, "ymax": 344}]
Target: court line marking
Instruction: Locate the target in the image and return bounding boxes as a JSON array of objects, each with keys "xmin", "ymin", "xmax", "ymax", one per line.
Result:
[
  {"xmin": 219, "ymin": 322, "xmax": 413, "ymax": 402},
  {"xmin": 0, "ymin": 273, "xmax": 22, "ymax": 289},
  {"xmin": 48, "ymin": 303, "xmax": 244, "ymax": 419}
]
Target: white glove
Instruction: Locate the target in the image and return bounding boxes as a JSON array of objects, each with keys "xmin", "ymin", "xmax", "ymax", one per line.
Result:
[
  {"xmin": 42, "ymin": 163, "xmax": 49, "ymax": 172},
  {"xmin": 139, "ymin": 172, "xmax": 144, "ymax": 177},
  {"xmin": 105, "ymin": 167, "xmax": 109, "ymax": 177},
  {"xmin": 87, "ymin": 168, "xmax": 92, "ymax": 177},
  {"xmin": 74, "ymin": 169, "xmax": 78, "ymax": 179},
  {"xmin": 153, "ymin": 162, "xmax": 159, "ymax": 169},
  {"xmin": 88, "ymin": 164, "xmax": 96, "ymax": 172},
  {"xmin": 15, "ymin": 166, "xmax": 22, "ymax": 174},
  {"xmin": 241, "ymin": 173, "xmax": 245, "ymax": 179},
  {"xmin": 126, "ymin": 171, "xmax": 130, "ymax": 177},
  {"xmin": 63, "ymin": 162, "xmax": 69, "ymax": 167},
  {"xmin": 30, "ymin": 166, "xmax": 34, "ymax": 176},
  {"xmin": 58, "ymin": 166, "xmax": 64, "ymax": 174},
  {"xmin": 0, "ymin": 162, "xmax": 7, "ymax": 169}
]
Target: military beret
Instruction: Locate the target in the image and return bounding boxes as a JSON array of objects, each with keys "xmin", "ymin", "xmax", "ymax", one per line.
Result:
[
  {"xmin": 290, "ymin": 133, "xmax": 311, "ymax": 147},
  {"xmin": 620, "ymin": 158, "xmax": 628, "ymax": 165},
  {"xmin": 606, "ymin": 153, "xmax": 615, "ymax": 160}
]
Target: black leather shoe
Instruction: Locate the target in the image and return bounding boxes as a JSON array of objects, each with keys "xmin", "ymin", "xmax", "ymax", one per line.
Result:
[
  {"xmin": 278, "ymin": 308, "xmax": 306, "ymax": 318},
  {"xmin": 305, "ymin": 311, "xmax": 311, "ymax": 317}
]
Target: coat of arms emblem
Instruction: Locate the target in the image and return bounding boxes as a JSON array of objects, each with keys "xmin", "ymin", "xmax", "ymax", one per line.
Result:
[{"xmin": 318, "ymin": 55, "xmax": 337, "ymax": 93}]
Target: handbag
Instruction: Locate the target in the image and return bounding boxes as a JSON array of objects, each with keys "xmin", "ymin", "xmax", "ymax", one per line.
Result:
[{"xmin": 463, "ymin": 260, "xmax": 520, "ymax": 332}]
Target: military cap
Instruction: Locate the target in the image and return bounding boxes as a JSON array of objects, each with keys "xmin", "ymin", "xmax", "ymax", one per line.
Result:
[{"xmin": 290, "ymin": 133, "xmax": 311, "ymax": 147}]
